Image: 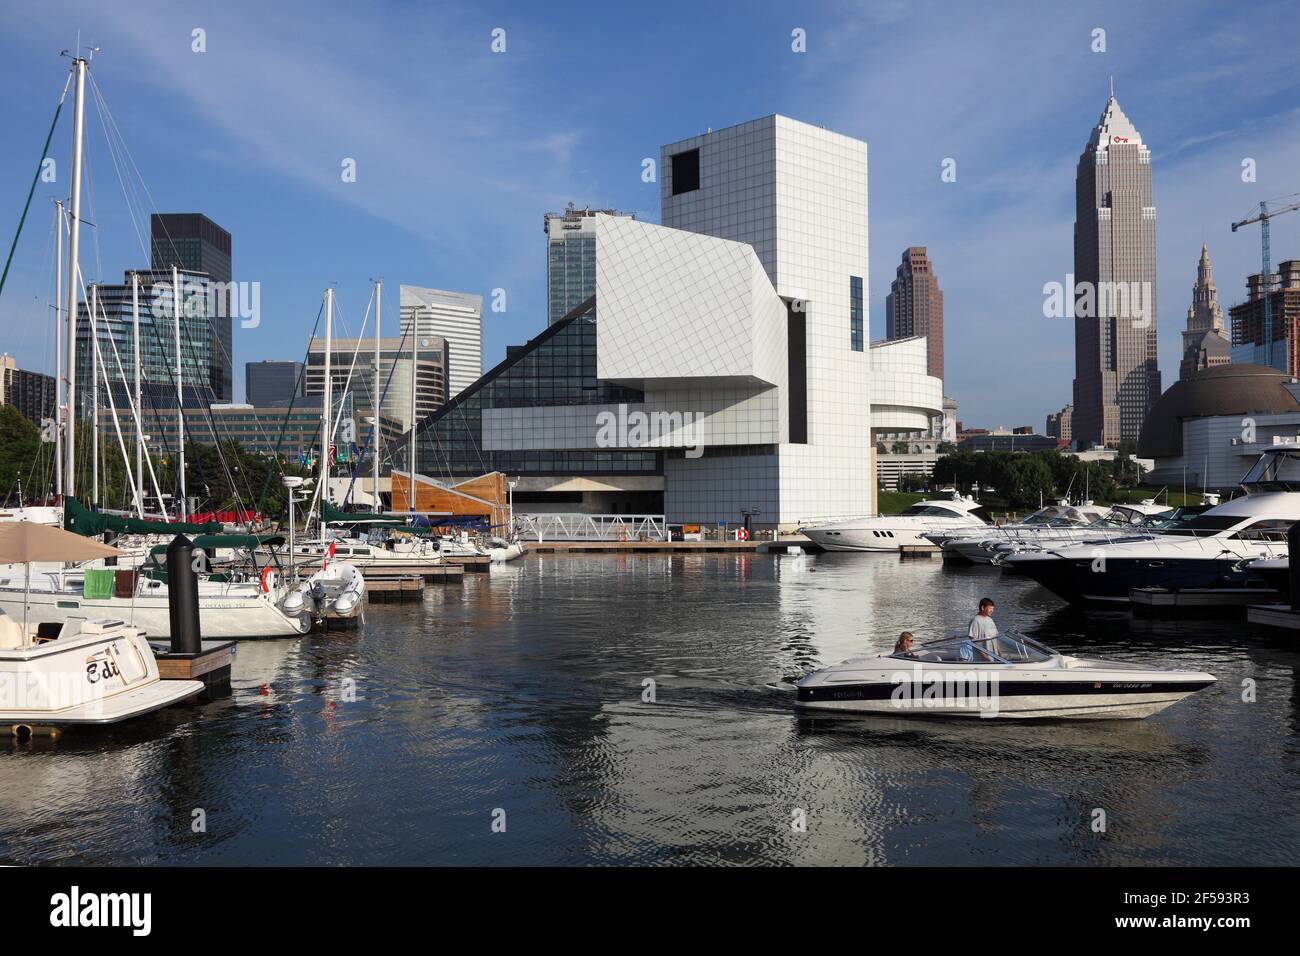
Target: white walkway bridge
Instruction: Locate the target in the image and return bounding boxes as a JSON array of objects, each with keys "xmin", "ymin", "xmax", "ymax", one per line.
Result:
[{"xmin": 515, "ymin": 514, "xmax": 668, "ymax": 542}]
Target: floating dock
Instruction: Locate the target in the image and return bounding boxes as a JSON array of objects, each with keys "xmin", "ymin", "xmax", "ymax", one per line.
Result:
[
  {"xmin": 900, "ymin": 545, "xmax": 941, "ymax": 558},
  {"xmin": 1129, "ymin": 587, "xmax": 1280, "ymax": 613},
  {"xmin": 367, "ymin": 576, "xmax": 426, "ymax": 603},
  {"xmin": 151, "ymin": 639, "xmax": 236, "ymax": 693},
  {"xmin": 363, "ymin": 564, "xmax": 464, "ymax": 583},
  {"xmin": 1246, "ymin": 603, "xmax": 1300, "ymax": 630}
]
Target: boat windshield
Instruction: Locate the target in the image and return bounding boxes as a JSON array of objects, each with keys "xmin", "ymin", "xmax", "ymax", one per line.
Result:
[
  {"xmin": 1160, "ymin": 514, "xmax": 1247, "ymax": 537},
  {"xmin": 892, "ymin": 632, "xmax": 1056, "ymax": 664},
  {"xmin": 1241, "ymin": 448, "xmax": 1300, "ymax": 492}
]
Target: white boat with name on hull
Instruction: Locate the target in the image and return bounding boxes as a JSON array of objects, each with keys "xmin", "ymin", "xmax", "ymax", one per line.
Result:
[{"xmin": 795, "ymin": 632, "xmax": 1216, "ymax": 720}]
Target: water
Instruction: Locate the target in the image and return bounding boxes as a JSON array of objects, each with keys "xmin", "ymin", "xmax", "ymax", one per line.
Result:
[{"xmin": 2, "ymin": 552, "xmax": 1297, "ymax": 865}]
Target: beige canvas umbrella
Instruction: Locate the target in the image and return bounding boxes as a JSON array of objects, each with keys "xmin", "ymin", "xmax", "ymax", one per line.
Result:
[{"xmin": 0, "ymin": 522, "xmax": 121, "ymax": 640}]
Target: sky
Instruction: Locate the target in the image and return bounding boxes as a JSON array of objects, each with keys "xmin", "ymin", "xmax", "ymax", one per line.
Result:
[{"xmin": 1, "ymin": 0, "xmax": 1299, "ymax": 430}]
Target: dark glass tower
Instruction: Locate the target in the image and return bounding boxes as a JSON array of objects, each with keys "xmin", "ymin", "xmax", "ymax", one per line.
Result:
[{"xmin": 150, "ymin": 213, "xmax": 233, "ymax": 402}]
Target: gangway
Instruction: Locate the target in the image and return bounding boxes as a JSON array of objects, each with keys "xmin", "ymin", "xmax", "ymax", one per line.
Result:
[{"xmin": 515, "ymin": 513, "xmax": 667, "ymax": 542}]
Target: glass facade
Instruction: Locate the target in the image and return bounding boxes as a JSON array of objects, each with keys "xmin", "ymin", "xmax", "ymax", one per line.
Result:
[
  {"xmin": 395, "ymin": 303, "xmax": 660, "ymax": 477},
  {"xmin": 850, "ymin": 275, "xmax": 864, "ymax": 351}
]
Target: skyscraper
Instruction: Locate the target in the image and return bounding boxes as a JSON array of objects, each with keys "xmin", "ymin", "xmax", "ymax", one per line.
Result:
[
  {"xmin": 544, "ymin": 204, "xmax": 634, "ymax": 325},
  {"xmin": 1179, "ymin": 245, "xmax": 1229, "ymax": 379},
  {"xmin": 398, "ymin": 287, "xmax": 483, "ymax": 400},
  {"xmin": 885, "ymin": 247, "xmax": 944, "ymax": 381},
  {"xmin": 246, "ymin": 360, "xmax": 304, "ymax": 406},
  {"xmin": 150, "ymin": 213, "xmax": 234, "ymax": 402},
  {"xmin": 1071, "ymin": 94, "xmax": 1159, "ymax": 448}
]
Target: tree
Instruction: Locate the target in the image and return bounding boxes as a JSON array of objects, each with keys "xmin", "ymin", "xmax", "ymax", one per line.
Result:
[{"xmin": 0, "ymin": 406, "xmax": 44, "ymax": 505}]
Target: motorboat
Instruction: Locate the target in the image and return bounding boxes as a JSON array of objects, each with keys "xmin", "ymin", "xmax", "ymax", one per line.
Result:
[
  {"xmin": 934, "ymin": 502, "xmax": 1113, "ymax": 564},
  {"xmin": 799, "ymin": 495, "xmax": 992, "ymax": 552},
  {"xmin": 0, "ymin": 523, "xmax": 203, "ymax": 731},
  {"xmin": 1246, "ymin": 556, "xmax": 1289, "ymax": 598},
  {"xmin": 485, "ymin": 537, "xmax": 526, "ymax": 563},
  {"xmin": 795, "ymin": 632, "xmax": 1215, "ymax": 719},
  {"xmin": 1004, "ymin": 446, "xmax": 1300, "ymax": 603},
  {"xmin": 297, "ymin": 561, "xmax": 366, "ymax": 621},
  {"xmin": 0, "ymin": 611, "xmax": 204, "ymax": 730}
]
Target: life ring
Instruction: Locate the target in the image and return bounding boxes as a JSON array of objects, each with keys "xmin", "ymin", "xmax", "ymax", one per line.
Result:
[
  {"xmin": 260, "ymin": 565, "xmax": 277, "ymax": 593},
  {"xmin": 737, "ymin": 528, "xmax": 750, "ymax": 541}
]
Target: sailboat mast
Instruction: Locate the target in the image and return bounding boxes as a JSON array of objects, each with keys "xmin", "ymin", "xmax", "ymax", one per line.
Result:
[
  {"xmin": 408, "ymin": 307, "xmax": 417, "ymax": 513},
  {"xmin": 321, "ymin": 287, "xmax": 333, "ymax": 514},
  {"xmin": 90, "ymin": 283, "xmax": 98, "ymax": 506},
  {"xmin": 54, "ymin": 199, "xmax": 63, "ymax": 500},
  {"xmin": 132, "ymin": 272, "xmax": 142, "ymax": 514},
  {"xmin": 173, "ymin": 265, "xmax": 185, "ymax": 519},
  {"xmin": 63, "ymin": 57, "xmax": 86, "ymax": 500},
  {"xmin": 373, "ymin": 279, "xmax": 381, "ymax": 512}
]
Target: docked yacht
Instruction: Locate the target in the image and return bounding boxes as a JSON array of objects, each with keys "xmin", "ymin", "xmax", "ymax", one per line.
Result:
[
  {"xmin": 0, "ymin": 611, "xmax": 204, "ymax": 730},
  {"xmin": 1005, "ymin": 446, "xmax": 1300, "ymax": 603},
  {"xmin": 799, "ymin": 495, "xmax": 992, "ymax": 552},
  {"xmin": 795, "ymin": 632, "xmax": 1215, "ymax": 719},
  {"xmin": 934, "ymin": 502, "xmax": 1112, "ymax": 564}
]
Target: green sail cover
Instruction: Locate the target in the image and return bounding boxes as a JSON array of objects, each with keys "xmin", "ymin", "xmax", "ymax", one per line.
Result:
[
  {"xmin": 64, "ymin": 497, "xmax": 222, "ymax": 537},
  {"xmin": 321, "ymin": 500, "xmax": 406, "ymax": 525}
]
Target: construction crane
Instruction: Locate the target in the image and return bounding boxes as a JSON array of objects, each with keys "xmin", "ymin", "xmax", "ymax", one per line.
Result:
[{"xmin": 1232, "ymin": 196, "xmax": 1300, "ymax": 367}]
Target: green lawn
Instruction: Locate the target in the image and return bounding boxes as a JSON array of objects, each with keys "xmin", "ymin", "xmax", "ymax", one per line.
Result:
[{"xmin": 876, "ymin": 491, "xmax": 928, "ymax": 514}]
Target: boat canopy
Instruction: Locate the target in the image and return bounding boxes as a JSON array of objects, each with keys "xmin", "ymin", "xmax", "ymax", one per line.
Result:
[
  {"xmin": 64, "ymin": 497, "xmax": 221, "ymax": 537},
  {"xmin": 147, "ymin": 534, "xmax": 285, "ymax": 555},
  {"xmin": 321, "ymin": 501, "xmax": 407, "ymax": 525}
]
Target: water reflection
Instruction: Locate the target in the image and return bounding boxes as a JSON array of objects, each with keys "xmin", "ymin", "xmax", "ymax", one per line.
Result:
[{"xmin": 0, "ymin": 551, "xmax": 1296, "ymax": 865}]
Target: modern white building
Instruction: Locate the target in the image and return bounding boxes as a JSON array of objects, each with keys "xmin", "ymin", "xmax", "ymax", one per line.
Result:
[
  {"xmin": 399, "ymin": 286, "xmax": 483, "ymax": 400},
  {"xmin": 401, "ymin": 114, "xmax": 876, "ymax": 528}
]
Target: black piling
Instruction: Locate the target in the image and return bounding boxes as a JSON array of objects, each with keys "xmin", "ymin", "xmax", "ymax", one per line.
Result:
[{"xmin": 166, "ymin": 534, "xmax": 202, "ymax": 655}]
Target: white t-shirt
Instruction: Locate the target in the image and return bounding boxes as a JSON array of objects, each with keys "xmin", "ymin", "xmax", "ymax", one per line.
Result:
[{"xmin": 968, "ymin": 613, "xmax": 998, "ymax": 641}]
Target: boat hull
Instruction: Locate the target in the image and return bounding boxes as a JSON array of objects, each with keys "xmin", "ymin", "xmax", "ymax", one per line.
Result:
[
  {"xmin": 0, "ymin": 589, "xmax": 310, "ymax": 638},
  {"xmin": 1008, "ymin": 553, "xmax": 1271, "ymax": 603}
]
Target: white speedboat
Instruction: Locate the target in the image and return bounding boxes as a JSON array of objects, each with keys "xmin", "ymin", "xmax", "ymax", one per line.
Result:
[
  {"xmin": 0, "ymin": 610, "xmax": 203, "ymax": 731},
  {"xmin": 1005, "ymin": 447, "xmax": 1300, "ymax": 603},
  {"xmin": 799, "ymin": 495, "xmax": 992, "ymax": 552},
  {"xmin": 936, "ymin": 503, "xmax": 1112, "ymax": 564},
  {"xmin": 485, "ymin": 537, "xmax": 526, "ymax": 563},
  {"xmin": 795, "ymin": 632, "xmax": 1215, "ymax": 719}
]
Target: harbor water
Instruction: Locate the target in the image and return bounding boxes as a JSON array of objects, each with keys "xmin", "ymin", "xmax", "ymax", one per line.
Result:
[{"xmin": 1, "ymin": 552, "xmax": 1296, "ymax": 865}]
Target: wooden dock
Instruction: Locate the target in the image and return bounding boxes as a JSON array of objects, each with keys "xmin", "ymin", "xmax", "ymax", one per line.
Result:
[
  {"xmin": 152, "ymin": 640, "xmax": 236, "ymax": 692},
  {"xmin": 900, "ymin": 545, "xmax": 941, "ymax": 558},
  {"xmin": 1247, "ymin": 603, "xmax": 1300, "ymax": 630},
  {"xmin": 363, "ymin": 564, "xmax": 464, "ymax": 583},
  {"xmin": 367, "ymin": 576, "xmax": 426, "ymax": 603},
  {"xmin": 527, "ymin": 540, "xmax": 798, "ymax": 553},
  {"xmin": 438, "ymin": 555, "xmax": 492, "ymax": 572},
  {"xmin": 1129, "ymin": 587, "xmax": 1280, "ymax": 612}
]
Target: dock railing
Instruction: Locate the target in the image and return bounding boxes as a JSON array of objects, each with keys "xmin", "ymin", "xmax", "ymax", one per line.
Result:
[{"xmin": 516, "ymin": 513, "xmax": 668, "ymax": 542}]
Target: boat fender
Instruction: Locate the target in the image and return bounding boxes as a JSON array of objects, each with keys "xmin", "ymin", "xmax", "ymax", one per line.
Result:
[{"xmin": 260, "ymin": 566, "xmax": 277, "ymax": 593}]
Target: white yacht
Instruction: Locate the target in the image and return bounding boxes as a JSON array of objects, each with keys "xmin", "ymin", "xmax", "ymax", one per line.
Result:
[
  {"xmin": 934, "ymin": 502, "xmax": 1113, "ymax": 564},
  {"xmin": 796, "ymin": 632, "xmax": 1215, "ymax": 719},
  {"xmin": 1005, "ymin": 446, "xmax": 1300, "ymax": 603},
  {"xmin": 799, "ymin": 496, "xmax": 992, "ymax": 552},
  {"xmin": 0, "ymin": 611, "xmax": 204, "ymax": 731}
]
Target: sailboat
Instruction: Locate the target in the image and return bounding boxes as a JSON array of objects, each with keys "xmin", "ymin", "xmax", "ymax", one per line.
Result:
[{"xmin": 0, "ymin": 53, "xmax": 312, "ymax": 639}]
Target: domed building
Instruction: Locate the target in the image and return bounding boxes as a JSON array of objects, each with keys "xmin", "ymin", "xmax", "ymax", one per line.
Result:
[{"xmin": 1138, "ymin": 364, "xmax": 1300, "ymax": 490}]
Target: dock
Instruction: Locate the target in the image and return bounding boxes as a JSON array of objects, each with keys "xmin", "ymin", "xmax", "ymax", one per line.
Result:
[
  {"xmin": 900, "ymin": 544, "xmax": 941, "ymax": 558},
  {"xmin": 367, "ymin": 576, "xmax": 426, "ymax": 603},
  {"xmin": 437, "ymin": 555, "xmax": 492, "ymax": 572},
  {"xmin": 363, "ymin": 564, "xmax": 464, "ymax": 583},
  {"xmin": 151, "ymin": 639, "xmax": 236, "ymax": 693},
  {"xmin": 1129, "ymin": 587, "xmax": 1280, "ymax": 613},
  {"xmin": 1246, "ymin": 603, "xmax": 1300, "ymax": 630}
]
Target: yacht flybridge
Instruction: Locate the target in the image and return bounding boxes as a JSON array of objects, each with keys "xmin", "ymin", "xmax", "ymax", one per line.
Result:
[
  {"xmin": 1006, "ymin": 446, "xmax": 1300, "ymax": 603},
  {"xmin": 796, "ymin": 632, "xmax": 1215, "ymax": 719},
  {"xmin": 799, "ymin": 495, "xmax": 991, "ymax": 552}
]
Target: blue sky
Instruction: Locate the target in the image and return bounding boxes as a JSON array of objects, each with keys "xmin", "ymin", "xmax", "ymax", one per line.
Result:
[{"xmin": 2, "ymin": 0, "xmax": 1299, "ymax": 429}]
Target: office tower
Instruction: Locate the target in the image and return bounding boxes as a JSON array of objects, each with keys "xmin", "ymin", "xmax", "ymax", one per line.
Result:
[
  {"xmin": 246, "ymin": 360, "xmax": 305, "ymax": 407},
  {"xmin": 885, "ymin": 247, "xmax": 944, "ymax": 381},
  {"xmin": 150, "ymin": 213, "xmax": 234, "ymax": 401},
  {"xmin": 544, "ymin": 204, "xmax": 634, "ymax": 324},
  {"xmin": 1071, "ymin": 93, "xmax": 1159, "ymax": 448},
  {"xmin": 1179, "ymin": 245, "xmax": 1230, "ymax": 379},
  {"xmin": 398, "ymin": 286, "xmax": 483, "ymax": 399},
  {"xmin": 305, "ymin": 336, "xmax": 448, "ymax": 432},
  {"xmin": 74, "ymin": 270, "xmax": 212, "ymax": 418}
]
